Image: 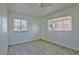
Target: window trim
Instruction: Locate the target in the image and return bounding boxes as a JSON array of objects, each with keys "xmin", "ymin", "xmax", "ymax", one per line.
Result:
[
  {"xmin": 48, "ymin": 16, "xmax": 72, "ymax": 31},
  {"xmin": 14, "ymin": 18, "xmax": 27, "ymax": 32}
]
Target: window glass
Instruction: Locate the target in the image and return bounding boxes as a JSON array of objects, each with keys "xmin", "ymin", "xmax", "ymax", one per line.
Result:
[
  {"xmin": 48, "ymin": 16, "xmax": 72, "ymax": 31},
  {"xmin": 14, "ymin": 19, "xmax": 27, "ymax": 31}
]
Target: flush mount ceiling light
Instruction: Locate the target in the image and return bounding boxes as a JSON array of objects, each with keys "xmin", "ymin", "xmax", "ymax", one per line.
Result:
[{"xmin": 38, "ymin": 3, "xmax": 52, "ymax": 8}]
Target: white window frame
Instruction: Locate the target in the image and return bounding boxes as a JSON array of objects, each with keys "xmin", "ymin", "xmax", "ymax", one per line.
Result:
[
  {"xmin": 14, "ymin": 18, "xmax": 27, "ymax": 31},
  {"xmin": 48, "ymin": 16, "xmax": 72, "ymax": 31}
]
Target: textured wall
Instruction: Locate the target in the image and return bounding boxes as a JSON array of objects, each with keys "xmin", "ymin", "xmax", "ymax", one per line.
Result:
[
  {"xmin": 8, "ymin": 12, "xmax": 41, "ymax": 45},
  {"xmin": 41, "ymin": 4, "xmax": 79, "ymax": 51},
  {"xmin": 0, "ymin": 4, "xmax": 8, "ymax": 54}
]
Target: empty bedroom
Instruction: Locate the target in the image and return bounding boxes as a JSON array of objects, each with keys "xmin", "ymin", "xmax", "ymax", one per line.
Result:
[{"xmin": 0, "ymin": 3, "xmax": 79, "ymax": 55}]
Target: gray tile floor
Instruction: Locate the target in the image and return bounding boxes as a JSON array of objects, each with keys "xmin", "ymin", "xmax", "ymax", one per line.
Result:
[{"xmin": 8, "ymin": 39, "xmax": 79, "ymax": 55}]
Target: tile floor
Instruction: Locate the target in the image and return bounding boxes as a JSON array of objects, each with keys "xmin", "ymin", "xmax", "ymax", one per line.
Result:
[{"xmin": 8, "ymin": 39, "xmax": 79, "ymax": 55}]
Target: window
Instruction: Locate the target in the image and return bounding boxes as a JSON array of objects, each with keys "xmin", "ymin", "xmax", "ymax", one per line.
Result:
[
  {"xmin": 0, "ymin": 16, "xmax": 7, "ymax": 32},
  {"xmin": 48, "ymin": 16, "xmax": 72, "ymax": 31},
  {"xmin": 14, "ymin": 19, "xmax": 27, "ymax": 31}
]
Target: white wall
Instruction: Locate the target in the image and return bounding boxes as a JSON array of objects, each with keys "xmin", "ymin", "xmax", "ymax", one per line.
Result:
[
  {"xmin": 1, "ymin": 3, "xmax": 79, "ymax": 54},
  {"xmin": 0, "ymin": 4, "xmax": 8, "ymax": 54},
  {"xmin": 8, "ymin": 4, "xmax": 79, "ymax": 51},
  {"xmin": 8, "ymin": 12, "xmax": 41, "ymax": 45},
  {"xmin": 41, "ymin": 4, "xmax": 79, "ymax": 51}
]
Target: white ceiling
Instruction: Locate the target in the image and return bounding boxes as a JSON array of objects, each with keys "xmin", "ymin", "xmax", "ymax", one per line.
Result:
[{"xmin": 7, "ymin": 3, "xmax": 76, "ymax": 18}]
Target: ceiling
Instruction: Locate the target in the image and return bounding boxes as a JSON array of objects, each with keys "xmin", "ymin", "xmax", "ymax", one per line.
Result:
[{"xmin": 7, "ymin": 3, "xmax": 76, "ymax": 18}]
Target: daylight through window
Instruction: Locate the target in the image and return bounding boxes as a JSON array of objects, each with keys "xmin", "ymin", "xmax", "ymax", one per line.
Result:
[
  {"xmin": 48, "ymin": 16, "xmax": 72, "ymax": 31},
  {"xmin": 14, "ymin": 19, "xmax": 27, "ymax": 31}
]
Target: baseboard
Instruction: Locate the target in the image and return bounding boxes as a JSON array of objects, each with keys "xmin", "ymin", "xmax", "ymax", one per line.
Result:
[
  {"xmin": 8, "ymin": 37, "xmax": 79, "ymax": 52},
  {"xmin": 40, "ymin": 38, "xmax": 79, "ymax": 52}
]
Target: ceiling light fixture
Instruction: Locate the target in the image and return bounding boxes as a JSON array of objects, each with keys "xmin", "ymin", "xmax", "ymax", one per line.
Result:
[{"xmin": 38, "ymin": 3, "xmax": 52, "ymax": 8}]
